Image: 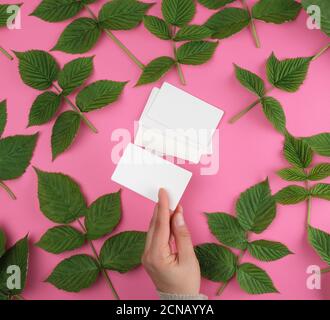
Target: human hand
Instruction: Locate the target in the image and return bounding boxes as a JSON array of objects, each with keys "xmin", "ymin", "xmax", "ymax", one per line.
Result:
[{"xmin": 142, "ymin": 188, "xmax": 201, "ymax": 295}]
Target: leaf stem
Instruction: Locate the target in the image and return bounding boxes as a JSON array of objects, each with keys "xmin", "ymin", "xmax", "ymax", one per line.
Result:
[
  {"xmin": 0, "ymin": 180, "xmax": 17, "ymax": 200},
  {"xmin": 312, "ymin": 43, "xmax": 330, "ymax": 61},
  {"xmin": 52, "ymin": 84, "xmax": 98, "ymax": 134},
  {"xmin": 240, "ymin": 0, "xmax": 260, "ymax": 48},
  {"xmin": 77, "ymin": 220, "xmax": 120, "ymax": 300},
  {"xmin": 171, "ymin": 26, "xmax": 186, "ymax": 85},
  {"xmin": 0, "ymin": 46, "xmax": 14, "ymax": 60},
  {"xmin": 12, "ymin": 294, "xmax": 25, "ymax": 300},
  {"xmin": 216, "ymin": 248, "xmax": 246, "ymax": 297},
  {"xmin": 84, "ymin": 5, "xmax": 145, "ymax": 70},
  {"xmin": 228, "ymin": 87, "xmax": 274, "ymax": 124},
  {"xmin": 304, "ymin": 176, "xmax": 312, "ymax": 230}
]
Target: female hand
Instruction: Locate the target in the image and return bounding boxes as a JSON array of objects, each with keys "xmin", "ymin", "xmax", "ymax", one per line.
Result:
[{"xmin": 142, "ymin": 188, "xmax": 201, "ymax": 295}]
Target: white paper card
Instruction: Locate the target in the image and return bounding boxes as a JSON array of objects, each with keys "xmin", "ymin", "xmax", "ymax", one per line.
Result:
[
  {"xmin": 146, "ymin": 82, "xmax": 224, "ymax": 146},
  {"xmin": 111, "ymin": 143, "xmax": 192, "ymax": 210}
]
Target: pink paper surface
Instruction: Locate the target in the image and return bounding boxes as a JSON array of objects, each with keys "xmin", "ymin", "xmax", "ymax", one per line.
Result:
[{"xmin": 0, "ymin": 0, "xmax": 329, "ymax": 300}]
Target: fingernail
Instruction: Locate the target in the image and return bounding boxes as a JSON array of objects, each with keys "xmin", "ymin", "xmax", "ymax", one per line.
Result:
[{"xmin": 175, "ymin": 212, "xmax": 185, "ymax": 227}]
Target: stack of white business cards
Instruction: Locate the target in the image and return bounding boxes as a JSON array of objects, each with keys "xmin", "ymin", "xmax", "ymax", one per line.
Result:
[{"xmin": 135, "ymin": 82, "xmax": 224, "ymax": 164}]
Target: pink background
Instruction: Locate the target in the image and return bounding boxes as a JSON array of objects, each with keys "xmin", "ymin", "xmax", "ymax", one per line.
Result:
[{"xmin": 0, "ymin": 0, "xmax": 329, "ymax": 300}]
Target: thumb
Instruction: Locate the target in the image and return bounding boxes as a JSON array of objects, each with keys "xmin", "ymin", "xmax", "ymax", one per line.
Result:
[{"xmin": 171, "ymin": 206, "xmax": 195, "ymax": 262}]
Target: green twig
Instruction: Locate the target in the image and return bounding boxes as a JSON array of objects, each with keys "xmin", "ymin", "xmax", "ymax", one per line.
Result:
[
  {"xmin": 0, "ymin": 180, "xmax": 17, "ymax": 200},
  {"xmin": 321, "ymin": 267, "xmax": 330, "ymax": 274},
  {"xmin": 312, "ymin": 43, "xmax": 330, "ymax": 61},
  {"xmin": 240, "ymin": 0, "xmax": 260, "ymax": 48},
  {"xmin": 77, "ymin": 220, "xmax": 120, "ymax": 300},
  {"xmin": 171, "ymin": 26, "xmax": 186, "ymax": 85},
  {"xmin": 0, "ymin": 46, "xmax": 13, "ymax": 60},
  {"xmin": 304, "ymin": 176, "xmax": 312, "ymax": 230},
  {"xmin": 84, "ymin": 5, "xmax": 145, "ymax": 70},
  {"xmin": 52, "ymin": 84, "xmax": 98, "ymax": 134}
]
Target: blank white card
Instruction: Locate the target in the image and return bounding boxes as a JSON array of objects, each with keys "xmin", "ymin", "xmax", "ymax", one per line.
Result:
[{"xmin": 111, "ymin": 143, "xmax": 192, "ymax": 210}]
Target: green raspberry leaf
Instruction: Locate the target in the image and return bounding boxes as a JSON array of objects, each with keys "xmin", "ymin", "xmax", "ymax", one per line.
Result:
[
  {"xmin": 237, "ymin": 263, "xmax": 278, "ymax": 294},
  {"xmin": 197, "ymin": 0, "xmax": 235, "ymax": 10},
  {"xmin": 0, "ymin": 4, "xmax": 21, "ymax": 27},
  {"xmin": 252, "ymin": 0, "xmax": 301, "ymax": 24},
  {"xmin": 58, "ymin": 57, "xmax": 94, "ymax": 96},
  {"xmin": 0, "ymin": 100, "xmax": 7, "ymax": 137},
  {"xmin": 173, "ymin": 25, "xmax": 212, "ymax": 41},
  {"xmin": 303, "ymin": 133, "xmax": 330, "ymax": 157},
  {"xmin": 76, "ymin": 80, "xmax": 127, "ymax": 112},
  {"xmin": 206, "ymin": 212, "xmax": 248, "ymax": 250},
  {"xmin": 308, "ymin": 226, "xmax": 330, "ymax": 265},
  {"xmin": 176, "ymin": 41, "xmax": 218, "ymax": 65},
  {"xmin": 98, "ymin": 0, "xmax": 153, "ymax": 30},
  {"xmin": 266, "ymin": 52, "xmax": 312, "ymax": 92},
  {"xmin": 162, "ymin": 0, "xmax": 196, "ymax": 27},
  {"xmin": 248, "ymin": 240, "xmax": 293, "ymax": 262},
  {"xmin": 308, "ymin": 163, "xmax": 330, "ymax": 181},
  {"xmin": 35, "ymin": 168, "xmax": 87, "ymax": 224},
  {"xmin": 275, "ymin": 185, "xmax": 309, "ymax": 205},
  {"xmin": 51, "ymin": 111, "xmax": 81, "ymax": 160},
  {"xmin": 277, "ymin": 167, "xmax": 308, "ymax": 181},
  {"xmin": 36, "ymin": 226, "xmax": 85, "ymax": 254},
  {"xmin": 205, "ymin": 8, "xmax": 250, "ymax": 39},
  {"xmin": 234, "ymin": 64, "xmax": 265, "ymax": 97},
  {"xmin": 100, "ymin": 231, "xmax": 146, "ymax": 273},
  {"xmin": 46, "ymin": 254, "xmax": 100, "ymax": 292},
  {"xmin": 52, "ymin": 18, "xmax": 101, "ymax": 54},
  {"xmin": 85, "ymin": 191, "xmax": 122, "ymax": 240},
  {"xmin": 15, "ymin": 50, "xmax": 60, "ymax": 90},
  {"xmin": 136, "ymin": 57, "xmax": 175, "ymax": 86},
  {"xmin": 143, "ymin": 15, "xmax": 172, "ymax": 40},
  {"xmin": 236, "ymin": 179, "xmax": 276, "ymax": 234},
  {"xmin": 261, "ymin": 96, "xmax": 286, "ymax": 133},
  {"xmin": 310, "ymin": 183, "xmax": 330, "ymax": 201},
  {"xmin": 28, "ymin": 92, "xmax": 62, "ymax": 127},
  {"xmin": 195, "ymin": 243, "xmax": 237, "ymax": 282},
  {"xmin": 0, "ymin": 134, "xmax": 38, "ymax": 181}
]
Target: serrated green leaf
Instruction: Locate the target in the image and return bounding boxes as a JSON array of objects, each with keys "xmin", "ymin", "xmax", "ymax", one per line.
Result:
[
  {"xmin": 275, "ymin": 185, "xmax": 309, "ymax": 204},
  {"xmin": 261, "ymin": 96, "xmax": 286, "ymax": 133},
  {"xmin": 58, "ymin": 57, "xmax": 94, "ymax": 96},
  {"xmin": 237, "ymin": 263, "xmax": 278, "ymax": 294},
  {"xmin": 248, "ymin": 240, "xmax": 292, "ymax": 262},
  {"xmin": 51, "ymin": 111, "xmax": 81, "ymax": 160},
  {"xmin": 277, "ymin": 167, "xmax": 307, "ymax": 181},
  {"xmin": 234, "ymin": 64, "xmax": 265, "ymax": 97},
  {"xmin": 136, "ymin": 57, "xmax": 175, "ymax": 86},
  {"xmin": 304, "ymin": 133, "xmax": 330, "ymax": 157},
  {"xmin": 310, "ymin": 183, "xmax": 330, "ymax": 201},
  {"xmin": 0, "ymin": 236, "xmax": 29, "ymax": 296},
  {"xmin": 76, "ymin": 80, "xmax": 127, "ymax": 112},
  {"xmin": 174, "ymin": 25, "xmax": 212, "ymax": 41},
  {"xmin": 266, "ymin": 52, "xmax": 312, "ymax": 92},
  {"xmin": 100, "ymin": 231, "xmax": 146, "ymax": 273},
  {"xmin": 0, "ymin": 229, "xmax": 6, "ymax": 258},
  {"xmin": 46, "ymin": 254, "xmax": 99, "ymax": 292},
  {"xmin": 284, "ymin": 135, "xmax": 313, "ymax": 169},
  {"xmin": 0, "ymin": 134, "xmax": 38, "ymax": 181},
  {"xmin": 162, "ymin": 0, "xmax": 196, "ymax": 27},
  {"xmin": 143, "ymin": 15, "xmax": 172, "ymax": 40},
  {"xmin": 28, "ymin": 92, "xmax": 62, "ymax": 127},
  {"xmin": 36, "ymin": 226, "xmax": 85, "ymax": 254},
  {"xmin": 30, "ymin": 0, "xmax": 96, "ymax": 22},
  {"xmin": 252, "ymin": 0, "xmax": 301, "ymax": 24},
  {"xmin": 236, "ymin": 179, "xmax": 276, "ymax": 234},
  {"xmin": 205, "ymin": 8, "xmax": 250, "ymax": 39},
  {"xmin": 302, "ymin": 0, "xmax": 330, "ymax": 37},
  {"xmin": 98, "ymin": 0, "xmax": 152, "ymax": 30},
  {"xmin": 85, "ymin": 191, "xmax": 122, "ymax": 240},
  {"xmin": 52, "ymin": 18, "xmax": 101, "ymax": 54},
  {"xmin": 308, "ymin": 163, "xmax": 330, "ymax": 181},
  {"xmin": 176, "ymin": 41, "xmax": 218, "ymax": 65},
  {"xmin": 35, "ymin": 168, "xmax": 87, "ymax": 224},
  {"xmin": 0, "ymin": 100, "xmax": 7, "ymax": 137},
  {"xmin": 195, "ymin": 243, "xmax": 237, "ymax": 282},
  {"xmin": 0, "ymin": 4, "xmax": 20, "ymax": 27},
  {"xmin": 197, "ymin": 0, "xmax": 235, "ymax": 10},
  {"xmin": 15, "ymin": 50, "xmax": 59, "ymax": 90},
  {"xmin": 206, "ymin": 213, "xmax": 247, "ymax": 249},
  {"xmin": 308, "ymin": 226, "xmax": 330, "ymax": 265}
]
